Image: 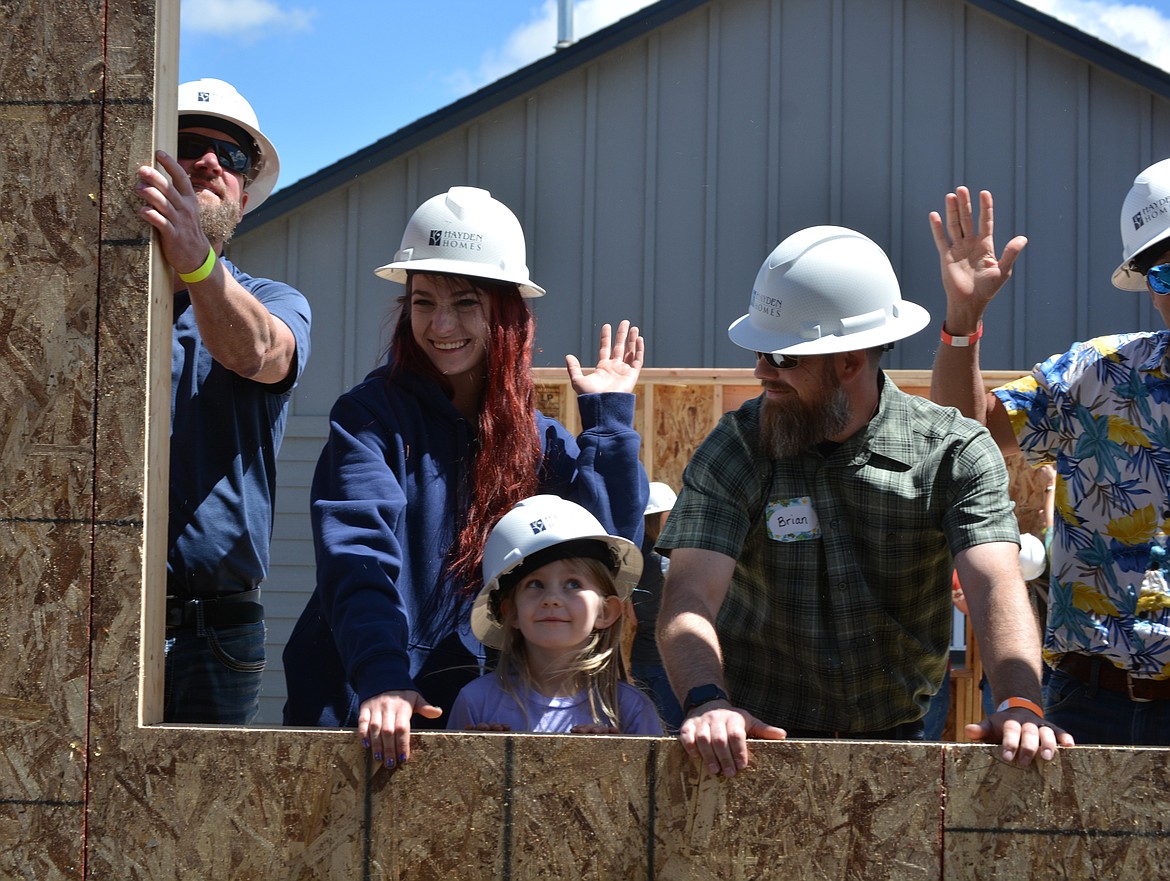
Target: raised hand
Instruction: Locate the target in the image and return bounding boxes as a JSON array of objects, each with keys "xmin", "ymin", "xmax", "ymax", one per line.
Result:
[
  {"xmin": 566, "ymin": 320, "xmax": 644, "ymax": 395},
  {"xmin": 928, "ymin": 186, "xmax": 1027, "ymax": 324}
]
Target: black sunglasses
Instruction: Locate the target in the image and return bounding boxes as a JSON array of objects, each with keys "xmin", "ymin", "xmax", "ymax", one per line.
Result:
[
  {"xmin": 755, "ymin": 351, "xmax": 802, "ymax": 370},
  {"xmin": 177, "ymin": 132, "xmax": 252, "ymax": 178},
  {"xmin": 1147, "ymin": 263, "xmax": 1170, "ymax": 295}
]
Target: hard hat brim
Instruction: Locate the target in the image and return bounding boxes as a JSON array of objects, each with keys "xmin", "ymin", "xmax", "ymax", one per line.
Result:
[
  {"xmin": 644, "ymin": 482, "xmax": 677, "ymax": 515},
  {"xmin": 469, "ymin": 533, "xmax": 641, "ymax": 650},
  {"xmin": 374, "ymin": 259, "xmax": 545, "ymax": 298},
  {"xmin": 727, "ymin": 299, "xmax": 931, "ymax": 356},
  {"xmin": 1112, "ymin": 259, "xmax": 1156, "ymax": 291}
]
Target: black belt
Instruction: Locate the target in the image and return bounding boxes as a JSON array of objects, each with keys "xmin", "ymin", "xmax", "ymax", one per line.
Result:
[
  {"xmin": 166, "ymin": 588, "xmax": 264, "ymax": 630},
  {"xmin": 1057, "ymin": 653, "xmax": 1170, "ymax": 702}
]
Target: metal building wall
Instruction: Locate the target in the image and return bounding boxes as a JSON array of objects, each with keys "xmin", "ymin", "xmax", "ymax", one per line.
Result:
[{"xmin": 231, "ymin": 0, "xmax": 1170, "ymax": 723}]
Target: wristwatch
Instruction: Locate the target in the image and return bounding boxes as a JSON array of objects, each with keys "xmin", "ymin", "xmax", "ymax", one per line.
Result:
[{"xmin": 683, "ymin": 684, "xmax": 729, "ymax": 716}]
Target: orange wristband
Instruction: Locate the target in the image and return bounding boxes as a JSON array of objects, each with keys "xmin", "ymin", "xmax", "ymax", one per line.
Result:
[
  {"xmin": 940, "ymin": 321, "xmax": 983, "ymax": 347},
  {"xmin": 996, "ymin": 697, "xmax": 1044, "ymax": 718}
]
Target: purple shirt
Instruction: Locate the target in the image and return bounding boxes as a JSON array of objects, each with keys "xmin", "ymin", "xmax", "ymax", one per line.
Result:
[{"xmin": 448, "ymin": 672, "xmax": 664, "ymax": 735}]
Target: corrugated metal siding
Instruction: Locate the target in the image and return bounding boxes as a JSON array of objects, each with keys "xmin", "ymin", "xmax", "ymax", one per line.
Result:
[{"xmin": 229, "ymin": 0, "xmax": 1170, "ymax": 723}]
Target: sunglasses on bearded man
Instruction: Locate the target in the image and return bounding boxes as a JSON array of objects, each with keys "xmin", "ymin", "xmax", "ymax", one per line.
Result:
[{"xmin": 177, "ymin": 132, "xmax": 253, "ymax": 179}]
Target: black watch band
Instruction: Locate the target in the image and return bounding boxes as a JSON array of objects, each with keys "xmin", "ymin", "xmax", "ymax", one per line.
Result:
[{"xmin": 683, "ymin": 684, "xmax": 729, "ymax": 716}]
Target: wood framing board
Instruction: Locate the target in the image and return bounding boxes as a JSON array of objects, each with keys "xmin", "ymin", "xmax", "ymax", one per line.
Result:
[
  {"xmin": 944, "ymin": 746, "xmax": 1170, "ymax": 879},
  {"xmin": 86, "ymin": 729, "xmax": 366, "ymax": 879},
  {"xmin": 86, "ymin": 731, "xmax": 1170, "ymax": 881},
  {"xmin": 0, "ymin": 0, "xmax": 105, "ymax": 877},
  {"xmin": 651, "ymin": 382, "xmax": 716, "ymax": 493},
  {"xmin": 75, "ymin": 723, "xmax": 1170, "ymax": 880},
  {"xmin": 654, "ymin": 740, "xmax": 941, "ymax": 879},
  {"xmin": 83, "ymin": 729, "xmax": 947, "ymax": 880}
]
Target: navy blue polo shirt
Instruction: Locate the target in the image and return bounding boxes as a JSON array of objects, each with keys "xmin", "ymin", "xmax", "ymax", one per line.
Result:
[{"xmin": 167, "ymin": 257, "xmax": 312, "ymax": 597}]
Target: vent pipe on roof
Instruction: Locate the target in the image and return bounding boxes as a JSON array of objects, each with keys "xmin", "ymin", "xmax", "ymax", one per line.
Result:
[{"xmin": 556, "ymin": 0, "xmax": 574, "ymax": 49}]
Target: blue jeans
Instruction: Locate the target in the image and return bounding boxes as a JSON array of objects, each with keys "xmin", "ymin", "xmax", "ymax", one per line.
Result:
[
  {"xmin": 631, "ymin": 663, "xmax": 684, "ymax": 733},
  {"xmin": 164, "ymin": 620, "xmax": 266, "ymax": 724},
  {"xmin": 924, "ymin": 668, "xmax": 998, "ymax": 740},
  {"xmin": 922, "ymin": 666, "xmax": 950, "ymax": 740},
  {"xmin": 1045, "ymin": 669, "xmax": 1170, "ymax": 746}
]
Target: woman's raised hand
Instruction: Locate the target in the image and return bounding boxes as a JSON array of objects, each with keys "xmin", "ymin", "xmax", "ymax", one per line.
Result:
[{"xmin": 566, "ymin": 320, "xmax": 644, "ymax": 395}]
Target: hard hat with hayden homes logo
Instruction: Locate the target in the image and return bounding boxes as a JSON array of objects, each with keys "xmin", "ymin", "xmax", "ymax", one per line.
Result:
[
  {"xmin": 470, "ymin": 495, "xmax": 641, "ymax": 649},
  {"xmin": 374, "ymin": 186, "xmax": 545, "ymax": 297},
  {"xmin": 1113, "ymin": 157, "xmax": 1170, "ymax": 291},
  {"xmin": 178, "ymin": 78, "xmax": 279, "ymax": 213},
  {"xmin": 728, "ymin": 225, "xmax": 930, "ymax": 356}
]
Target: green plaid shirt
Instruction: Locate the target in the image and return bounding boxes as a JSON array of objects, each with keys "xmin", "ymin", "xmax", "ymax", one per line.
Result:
[{"xmin": 657, "ymin": 373, "xmax": 1019, "ymax": 732}]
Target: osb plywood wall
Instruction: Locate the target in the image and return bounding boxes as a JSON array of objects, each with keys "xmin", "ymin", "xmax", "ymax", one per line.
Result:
[{"xmin": 2, "ymin": 2, "xmax": 1168, "ymax": 878}]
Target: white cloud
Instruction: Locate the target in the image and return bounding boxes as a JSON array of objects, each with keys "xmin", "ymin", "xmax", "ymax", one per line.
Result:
[
  {"xmin": 181, "ymin": 0, "xmax": 316, "ymax": 41},
  {"xmin": 1025, "ymin": 0, "xmax": 1170, "ymax": 71},
  {"xmin": 448, "ymin": 0, "xmax": 658, "ymax": 96}
]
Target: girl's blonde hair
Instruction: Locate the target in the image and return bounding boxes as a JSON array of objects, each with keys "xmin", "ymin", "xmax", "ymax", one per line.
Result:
[{"xmin": 493, "ymin": 557, "xmax": 627, "ymax": 729}]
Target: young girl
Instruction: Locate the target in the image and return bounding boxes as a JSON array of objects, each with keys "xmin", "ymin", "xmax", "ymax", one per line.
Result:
[{"xmin": 451, "ymin": 495, "xmax": 664, "ymax": 734}]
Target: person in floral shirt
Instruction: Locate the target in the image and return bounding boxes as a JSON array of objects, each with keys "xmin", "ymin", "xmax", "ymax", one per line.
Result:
[{"xmin": 930, "ymin": 171, "xmax": 1170, "ymax": 745}]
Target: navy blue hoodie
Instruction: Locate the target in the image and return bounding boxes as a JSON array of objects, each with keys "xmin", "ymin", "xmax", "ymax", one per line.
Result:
[{"xmin": 283, "ymin": 362, "xmax": 647, "ymax": 726}]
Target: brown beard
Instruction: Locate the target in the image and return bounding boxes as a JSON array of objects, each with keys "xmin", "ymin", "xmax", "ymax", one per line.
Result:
[
  {"xmin": 758, "ymin": 359, "xmax": 853, "ymax": 459},
  {"xmin": 199, "ymin": 198, "xmax": 242, "ymax": 244}
]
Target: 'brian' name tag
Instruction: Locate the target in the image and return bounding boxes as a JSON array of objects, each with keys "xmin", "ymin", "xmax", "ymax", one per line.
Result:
[{"xmin": 766, "ymin": 497, "xmax": 820, "ymax": 542}]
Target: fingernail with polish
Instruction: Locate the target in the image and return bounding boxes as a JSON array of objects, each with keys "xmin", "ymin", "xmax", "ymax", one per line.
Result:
[
  {"xmin": 361, "ymin": 739, "xmax": 370, "ymax": 749},
  {"xmin": 386, "ymin": 757, "xmax": 395, "ymax": 769},
  {"xmin": 399, "ymin": 753, "xmax": 407, "ymax": 765},
  {"xmin": 373, "ymin": 752, "xmax": 382, "ymax": 762}
]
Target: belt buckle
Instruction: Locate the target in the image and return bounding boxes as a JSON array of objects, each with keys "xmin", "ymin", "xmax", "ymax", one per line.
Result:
[
  {"xmin": 166, "ymin": 597, "xmax": 204, "ymax": 629},
  {"xmin": 1126, "ymin": 673, "xmax": 1152, "ymax": 703},
  {"xmin": 165, "ymin": 596, "xmax": 185, "ymax": 628}
]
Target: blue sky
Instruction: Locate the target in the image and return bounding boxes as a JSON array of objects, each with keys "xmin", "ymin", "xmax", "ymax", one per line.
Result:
[{"xmin": 179, "ymin": 0, "xmax": 1170, "ymax": 195}]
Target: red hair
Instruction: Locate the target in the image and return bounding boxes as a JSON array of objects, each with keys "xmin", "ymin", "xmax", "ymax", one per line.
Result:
[{"xmin": 388, "ymin": 273, "xmax": 542, "ymax": 595}]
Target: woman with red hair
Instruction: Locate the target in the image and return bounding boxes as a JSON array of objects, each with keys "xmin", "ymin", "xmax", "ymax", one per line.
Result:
[{"xmin": 283, "ymin": 187, "xmax": 647, "ymax": 772}]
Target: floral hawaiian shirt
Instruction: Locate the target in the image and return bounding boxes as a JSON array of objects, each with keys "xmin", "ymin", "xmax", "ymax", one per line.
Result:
[{"xmin": 996, "ymin": 331, "xmax": 1170, "ymax": 679}]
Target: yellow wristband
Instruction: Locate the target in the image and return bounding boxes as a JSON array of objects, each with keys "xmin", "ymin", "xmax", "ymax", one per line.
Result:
[
  {"xmin": 178, "ymin": 245, "xmax": 217, "ymax": 284},
  {"xmin": 996, "ymin": 697, "xmax": 1044, "ymax": 718}
]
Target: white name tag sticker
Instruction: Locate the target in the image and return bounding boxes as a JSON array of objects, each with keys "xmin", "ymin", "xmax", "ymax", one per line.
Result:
[{"xmin": 766, "ymin": 497, "xmax": 820, "ymax": 542}]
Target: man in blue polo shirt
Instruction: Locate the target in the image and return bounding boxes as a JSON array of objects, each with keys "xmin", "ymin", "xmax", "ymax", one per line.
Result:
[{"xmin": 135, "ymin": 78, "xmax": 312, "ymax": 723}]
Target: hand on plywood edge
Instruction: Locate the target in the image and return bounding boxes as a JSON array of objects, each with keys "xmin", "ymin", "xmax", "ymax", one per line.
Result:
[
  {"xmin": 965, "ymin": 705, "xmax": 1074, "ymax": 767},
  {"xmin": 678, "ymin": 703, "xmax": 787, "ymax": 779}
]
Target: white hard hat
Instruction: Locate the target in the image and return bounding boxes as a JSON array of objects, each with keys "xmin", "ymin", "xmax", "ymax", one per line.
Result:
[
  {"xmin": 374, "ymin": 187, "xmax": 545, "ymax": 297},
  {"xmin": 178, "ymin": 78, "xmax": 279, "ymax": 213},
  {"xmin": 728, "ymin": 226, "xmax": 931, "ymax": 356},
  {"xmin": 1113, "ymin": 158, "xmax": 1170, "ymax": 290},
  {"xmin": 471, "ymin": 495, "xmax": 642, "ymax": 649},
  {"xmin": 1018, "ymin": 532, "xmax": 1047, "ymax": 581},
  {"xmin": 644, "ymin": 482, "xmax": 677, "ymax": 516}
]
